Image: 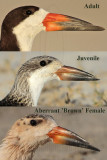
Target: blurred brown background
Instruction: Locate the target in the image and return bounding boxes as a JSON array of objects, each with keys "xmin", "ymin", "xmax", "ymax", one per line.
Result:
[
  {"xmin": 0, "ymin": 52, "xmax": 106, "ymax": 107},
  {"xmin": 0, "ymin": 107, "xmax": 106, "ymax": 160},
  {"xmin": 0, "ymin": 0, "xmax": 106, "ymax": 51}
]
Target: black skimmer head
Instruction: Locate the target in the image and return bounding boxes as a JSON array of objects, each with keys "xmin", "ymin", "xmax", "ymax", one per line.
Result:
[
  {"xmin": 0, "ymin": 6, "xmax": 105, "ymax": 51},
  {"xmin": 0, "ymin": 56, "xmax": 99, "ymax": 107},
  {"xmin": 0, "ymin": 114, "xmax": 100, "ymax": 160}
]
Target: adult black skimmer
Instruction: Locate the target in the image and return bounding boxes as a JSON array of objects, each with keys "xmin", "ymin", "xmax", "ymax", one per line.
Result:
[
  {"xmin": 0, "ymin": 56, "xmax": 99, "ymax": 107},
  {"xmin": 0, "ymin": 114, "xmax": 100, "ymax": 160},
  {"xmin": 0, "ymin": 6, "xmax": 104, "ymax": 51}
]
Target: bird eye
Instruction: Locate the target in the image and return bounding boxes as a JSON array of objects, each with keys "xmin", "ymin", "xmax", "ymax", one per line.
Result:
[
  {"xmin": 40, "ymin": 60, "xmax": 47, "ymax": 67},
  {"xmin": 30, "ymin": 120, "xmax": 37, "ymax": 126},
  {"xmin": 26, "ymin": 10, "xmax": 32, "ymax": 15}
]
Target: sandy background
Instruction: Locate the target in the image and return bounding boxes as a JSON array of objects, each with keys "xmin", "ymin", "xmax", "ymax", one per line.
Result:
[
  {"xmin": 0, "ymin": 0, "xmax": 106, "ymax": 51},
  {"xmin": 0, "ymin": 107, "xmax": 106, "ymax": 160},
  {"xmin": 0, "ymin": 52, "xmax": 106, "ymax": 107}
]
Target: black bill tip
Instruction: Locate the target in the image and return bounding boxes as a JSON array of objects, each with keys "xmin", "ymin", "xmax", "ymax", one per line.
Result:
[
  {"xmin": 92, "ymin": 78, "xmax": 100, "ymax": 81},
  {"xmin": 65, "ymin": 140, "xmax": 100, "ymax": 152},
  {"xmin": 93, "ymin": 26, "xmax": 105, "ymax": 31},
  {"xmin": 87, "ymin": 76, "xmax": 100, "ymax": 81},
  {"xmin": 83, "ymin": 25, "xmax": 105, "ymax": 31},
  {"xmin": 85, "ymin": 143, "xmax": 100, "ymax": 152}
]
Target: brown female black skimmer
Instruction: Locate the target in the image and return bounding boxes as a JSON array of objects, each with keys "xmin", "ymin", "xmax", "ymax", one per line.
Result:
[
  {"xmin": 0, "ymin": 6, "xmax": 104, "ymax": 51},
  {"xmin": 0, "ymin": 114, "xmax": 100, "ymax": 160},
  {"xmin": 0, "ymin": 56, "xmax": 99, "ymax": 107}
]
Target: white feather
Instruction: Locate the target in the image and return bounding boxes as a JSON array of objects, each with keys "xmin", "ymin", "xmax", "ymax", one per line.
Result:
[
  {"xmin": 13, "ymin": 8, "xmax": 49, "ymax": 51},
  {"xmin": 28, "ymin": 62, "xmax": 61, "ymax": 107}
]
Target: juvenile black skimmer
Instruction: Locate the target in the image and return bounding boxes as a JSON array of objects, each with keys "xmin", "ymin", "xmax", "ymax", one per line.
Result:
[
  {"xmin": 0, "ymin": 6, "xmax": 104, "ymax": 51},
  {"xmin": 0, "ymin": 56, "xmax": 99, "ymax": 107},
  {"xmin": 0, "ymin": 114, "xmax": 100, "ymax": 160}
]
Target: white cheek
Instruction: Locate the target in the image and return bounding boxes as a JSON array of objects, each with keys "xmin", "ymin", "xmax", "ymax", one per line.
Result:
[
  {"xmin": 35, "ymin": 8, "xmax": 49, "ymax": 24},
  {"xmin": 12, "ymin": 8, "xmax": 49, "ymax": 51},
  {"xmin": 34, "ymin": 120, "xmax": 57, "ymax": 137},
  {"xmin": 26, "ymin": 8, "xmax": 49, "ymax": 27}
]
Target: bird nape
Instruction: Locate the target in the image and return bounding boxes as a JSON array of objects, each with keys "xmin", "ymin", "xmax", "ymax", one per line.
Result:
[
  {"xmin": 0, "ymin": 56, "xmax": 99, "ymax": 107},
  {"xmin": 0, "ymin": 6, "xmax": 105, "ymax": 51},
  {"xmin": 0, "ymin": 114, "xmax": 100, "ymax": 160}
]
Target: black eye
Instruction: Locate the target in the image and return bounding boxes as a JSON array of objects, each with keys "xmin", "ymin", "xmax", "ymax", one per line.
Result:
[
  {"xmin": 30, "ymin": 120, "xmax": 37, "ymax": 126},
  {"xmin": 26, "ymin": 10, "xmax": 32, "ymax": 15},
  {"xmin": 40, "ymin": 60, "xmax": 47, "ymax": 67}
]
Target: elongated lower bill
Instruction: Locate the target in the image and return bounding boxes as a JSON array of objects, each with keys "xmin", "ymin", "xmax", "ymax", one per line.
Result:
[
  {"xmin": 55, "ymin": 66, "xmax": 99, "ymax": 81},
  {"xmin": 47, "ymin": 126, "xmax": 100, "ymax": 152},
  {"xmin": 43, "ymin": 13, "xmax": 105, "ymax": 31}
]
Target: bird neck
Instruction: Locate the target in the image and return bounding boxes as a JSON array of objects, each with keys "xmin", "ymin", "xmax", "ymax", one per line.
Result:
[
  {"xmin": 0, "ymin": 75, "xmax": 44, "ymax": 107},
  {"xmin": 0, "ymin": 26, "xmax": 20, "ymax": 51},
  {"xmin": 0, "ymin": 76, "xmax": 33, "ymax": 106},
  {"xmin": 13, "ymin": 22, "xmax": 44, "ymax": 51},
  {"xmin": 0, "ymin": 137, "xmax": 35, "ymax": 160},
  {"xmin": 0, "ymin": 91, "xmax": 33, "ymax": 106},
  {"xmin": 0, "ymin": 22, "xmax": 44, "ymax": 51},
  {"xmin": 0, "ymin": 146, "xmax": 34, "ymax": 160},
  {"xmin": 28, "ymin": 77, "xmax": 45, "ymax": 107},
  {"xmin": 0, "ymin": 130, "xmax": 49, "ymax": 160}
]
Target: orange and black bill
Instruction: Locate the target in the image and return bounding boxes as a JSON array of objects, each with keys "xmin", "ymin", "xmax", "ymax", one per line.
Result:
[
  {"xmin": 47, "ymin": 126, "xmax": 100, "ymax": 152},
  {"xmin": 43, "ymin": 13, "xmax": 104, "ymax": 31},
  {"xmin": 55, "ymin": 66, "xmax": 99, "ymax": 81}
]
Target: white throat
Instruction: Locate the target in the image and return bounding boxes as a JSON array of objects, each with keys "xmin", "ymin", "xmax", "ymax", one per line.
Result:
[
  {"xmin": 13, "ymin": 8, "xmax": 48, "ymax": 51},
  {"xmin": 28, "ymin": 69, "xmax": 59, "ymax": 107},
  {"xmin": 28, "ymin": 61, "xmax": 62, "ymax": 107},
  {"xmin": 28, "ymin": 75, "xmax": 45, "ymax": 107}
]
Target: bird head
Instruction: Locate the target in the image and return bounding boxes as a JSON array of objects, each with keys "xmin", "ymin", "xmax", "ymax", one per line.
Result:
[
  {"xmin": 13, "ymin": 56, "xmax": 99, "ymax": 106},
  {"xmin": 3, "ymin": 6, "xmax": 104, "ymax": 33},
  {"xmin": 1, "ymin": 6, "xmax": 104, "ymax": 51},
  {"xmin": 18, "ymin": 55, "xmax": 99, "ymax": 84},
  {"xmin": 6, "ymin": 114, "xmax": 100, "ymax": 153}
]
